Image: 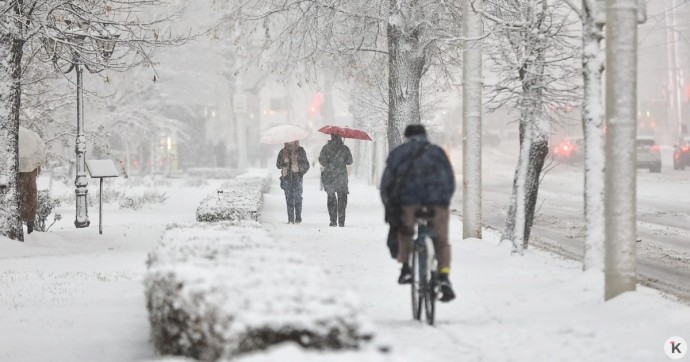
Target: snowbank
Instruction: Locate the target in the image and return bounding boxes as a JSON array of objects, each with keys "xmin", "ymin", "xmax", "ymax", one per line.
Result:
[
  {"xmin": 144, "ymin": 222, "xmax": 373, "ymax": 361},
  {"xmin": 195, "ymin": 170, "xmax": 271, "ymax": 222}
]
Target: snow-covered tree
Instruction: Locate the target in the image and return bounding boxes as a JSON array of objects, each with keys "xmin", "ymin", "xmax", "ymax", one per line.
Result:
[
  {"xmin": 481, "ymin": 0, "xmax": 582, "ymax": 253},
  {"xmin": 221, "ymin": 0, "xmax": 463, "ymax": 150},
  {"xmin": 0, "ymin": 1, "xmax": 24, "ymax": 241},
  {"xmin": 578, "ymin": 0, "xmax": 605, "ymax": 272}
]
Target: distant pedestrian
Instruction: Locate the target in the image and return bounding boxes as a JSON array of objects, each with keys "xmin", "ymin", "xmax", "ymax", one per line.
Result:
[
  {"xmin": 319, "ymin": 135, "xmax": 353, "ymax": 227},
  {"xmin": 18, "ymin": 167, "xmax": 40, "ymax": 234},
  {"xmin": 276, "ymin": 141, "xmax": 310, "ymax": 224}
]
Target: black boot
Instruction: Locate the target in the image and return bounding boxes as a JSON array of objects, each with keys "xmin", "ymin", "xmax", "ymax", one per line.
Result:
[
  {"xmin": 327, "ymin": 192, "xmax": 337, "ymax": 226},
  {"xmin": 438, "ymin": 274, "xmax": 455, "ymax": 302},
  {"xmin": 27, "ymin": 220, "xmax": 34, "ymax": 234},
  {"xmin": 398, "ymin": 263, "xmax": 412, "ymax": 284},
  {"xmin": 337, "ymin": 192, "xmax": 347, "ymax": 227}
]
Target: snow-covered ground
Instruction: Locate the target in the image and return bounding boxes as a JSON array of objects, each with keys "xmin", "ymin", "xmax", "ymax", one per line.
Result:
[{"xmin": 0, "ymin": 172, "xmax": 688, "ymax": 361}]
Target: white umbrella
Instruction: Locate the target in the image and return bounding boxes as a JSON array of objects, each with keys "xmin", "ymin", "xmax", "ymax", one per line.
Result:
[
  {"xmin": 19, "ymin": 126, "xmax": 46, "ymax": 172},
  {"xmin": 260, "ymin": 124, "xmax": 310, "ymax": 144}
]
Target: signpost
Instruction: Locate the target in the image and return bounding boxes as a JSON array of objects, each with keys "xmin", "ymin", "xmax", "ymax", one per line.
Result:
[{"xmin": 86, "ymin": 160, "xmax": 119, "ymax": 234}]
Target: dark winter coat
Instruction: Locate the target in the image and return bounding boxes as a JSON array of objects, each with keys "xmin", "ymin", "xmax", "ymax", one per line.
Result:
[
  {"xmin": 276, "ymin": 145, "xmax": 310, "ymax": 189},
  {"xmin": 380, "ymin": 135, "xmax": 455, "ymax": 208},
  {"xmin": 318, "ymin": 138, "xmax": 353, "ymax": 193}
]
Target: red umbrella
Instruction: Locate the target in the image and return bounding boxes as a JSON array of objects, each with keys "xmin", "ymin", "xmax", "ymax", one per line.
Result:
[{"xmin": 318, "ymin": 125, "xmax": 372, "ymax": 141}]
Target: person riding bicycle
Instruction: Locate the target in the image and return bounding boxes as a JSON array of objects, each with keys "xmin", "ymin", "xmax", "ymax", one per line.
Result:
[{"xmin": 380, "ymin": 124, "xmax": 456, "ymax": 302}]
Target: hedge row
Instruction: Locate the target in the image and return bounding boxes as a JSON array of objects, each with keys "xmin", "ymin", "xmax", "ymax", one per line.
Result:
[
  {"xmin": 195, "ymin": 170, "xmax": 271, "ymax": 223},
  {"xmin": 144, "ymin": 222, "xmax": 372, "ymax": 361},
  {"xmin": 186, "ymin": 168, "xmax": 243, "ymax": 179}
]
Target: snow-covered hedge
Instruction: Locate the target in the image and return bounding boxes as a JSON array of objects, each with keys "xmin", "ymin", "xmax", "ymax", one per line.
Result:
[
  {"xmin": 237, "ymin": 169, "xmax": 273, "ymax": 194},
  {"xmin": 186, "ymin": 168, "xmax": 243, "ymax": 179},
  {"xmin": 195, "ymin": 170, "xmax": 272, "ymax": 223},
  {"xmin": 145, "ymin": 223, "xmax": 372, "ymax": 361}
]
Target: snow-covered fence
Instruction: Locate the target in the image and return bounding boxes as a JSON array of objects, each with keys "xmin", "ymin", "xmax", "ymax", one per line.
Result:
[
  {"xmin": 145, "ymin": 223, "xmax": 371, "ymax": 361},
  {"xmin": 195, "ymin": 170, "xmax": 271, "ymax": 222}
]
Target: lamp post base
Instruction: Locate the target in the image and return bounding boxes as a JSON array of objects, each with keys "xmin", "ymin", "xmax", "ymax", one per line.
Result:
[{"xmin": 74, "ymin": 219, "xmax": 90, "ymax": 228}]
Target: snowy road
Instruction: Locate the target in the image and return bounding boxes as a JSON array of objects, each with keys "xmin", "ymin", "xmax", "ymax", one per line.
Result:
[{"xmin": 464, "ymin": 144, "xmax": 690, "ymax": 301}]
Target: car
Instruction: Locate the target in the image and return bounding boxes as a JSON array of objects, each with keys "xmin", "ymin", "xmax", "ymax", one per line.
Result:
[
  {"xmin": 636, "ymin": 136, "xmax": 661, "ymax": 173},
  {"xmin": 672, "ymin": 136, "xmax": 690, "ymax": 170},
  {"xmin": 551, "ymin": 137, "xmax": 584, "ymax": 163}
]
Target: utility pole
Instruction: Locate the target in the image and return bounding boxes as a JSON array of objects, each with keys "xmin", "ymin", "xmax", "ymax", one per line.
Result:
[
  {"xmin": 665, "ymin": 0, "xmax": 683, "ymax": 139},
  {"xmin": 604, "ymin": 0, "xmax": 639, "ymax": 300},
  {"xmin": 462, "ymin": 0, "xmax": 483, "ymax": 239}
]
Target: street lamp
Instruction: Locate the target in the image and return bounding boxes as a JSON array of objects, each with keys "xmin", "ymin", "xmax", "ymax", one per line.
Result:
[{"xmin": 42, "ymin": 20, "xmax": 119, "ymax": 228}]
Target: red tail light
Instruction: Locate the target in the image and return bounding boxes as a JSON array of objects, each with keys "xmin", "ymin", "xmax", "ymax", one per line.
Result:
[
  {"xmin": 562, "ymin": 145, "xmax": 569, "ymax": 152},
  {"xmin": 651, "ymin": 145, "xmax": 661, "ymax": 153},
  {"xmin": 682, "ymin": 146, "xmax": 689, "ymax": 152}
]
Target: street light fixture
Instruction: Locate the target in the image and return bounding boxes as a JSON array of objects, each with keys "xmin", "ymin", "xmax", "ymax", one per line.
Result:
[{"xmin": 42, "ymin": 20, "xmax": 119, "ymax": 228}]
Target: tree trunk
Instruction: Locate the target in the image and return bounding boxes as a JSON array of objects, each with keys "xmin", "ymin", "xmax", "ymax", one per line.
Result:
[
  {"xmin": 0, "ymin": 8, "xmax": 24, "ymax": 241},
  {"xmin": 503, "ymin": 49, "xmax": 549, "ymax": 252},
  {"xmin": 523, "ymin": 134, "xmax": 549, "ymax": 244},
  {"xmin": 581, "ymin": 0, "xmax": 606, "ymax": 272},
  {"xmin": 387, "ymin": 3, "xmax": 425, "ymax": 151}
]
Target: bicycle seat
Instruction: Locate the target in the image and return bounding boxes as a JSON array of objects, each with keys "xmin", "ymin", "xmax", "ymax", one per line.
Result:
[{"xmin": 414, "ymin": 207, "xmax": 435, "ymax": 219}]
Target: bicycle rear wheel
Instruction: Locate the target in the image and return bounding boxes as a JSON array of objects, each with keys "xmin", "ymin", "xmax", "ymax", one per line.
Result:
[
  {"xmin": 425, "ymin": 271, "xmax": 437, "ymax": 325},
  {"xmin": 424, "ymin": 238, "xmax": 437, "ymax": 325},
  {"xmin": 410, "ymin": 247, "xmax": 423, "ymax": 320}
]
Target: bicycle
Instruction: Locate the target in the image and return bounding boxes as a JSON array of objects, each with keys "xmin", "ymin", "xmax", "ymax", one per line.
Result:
[{"xmin": 410, "ymin": 206, "xmax": 438, "ymax": 325}]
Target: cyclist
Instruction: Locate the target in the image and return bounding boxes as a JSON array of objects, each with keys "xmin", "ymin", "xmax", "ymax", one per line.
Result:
[{"xmin": 380, "ymin": 124, "xmax": 456, "ymax": 302}]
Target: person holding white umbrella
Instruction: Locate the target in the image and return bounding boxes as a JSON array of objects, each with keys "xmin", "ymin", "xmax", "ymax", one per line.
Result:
[
  {"xmin": 18, "ymin": 127, "xmax": 46, "ymax": 234},
  {"xmin": 261, "ymin": 125, "xmax": 311, "ymax": 224},
  {"xmin": 276, "ymin": 141, "xmax": 310, "ymax": 224}
]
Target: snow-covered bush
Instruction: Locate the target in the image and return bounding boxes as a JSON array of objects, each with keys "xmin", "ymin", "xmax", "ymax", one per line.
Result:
[
  {"xmin": 186, "ymin": 168, "xmax": 243, "ymax": 179},
  {"xmin": 237, "ymin": 169, "xmax": 273, "ymax": 194},
  {"xmin": 195, "ymin": 172, "xmax": 271, "ymax": 222},
  {"xmin": 145, "ymin": 224, "xmax": 372, "ymax": 361},
  {"xmin": 34, "ymin": 190, "xmax": 62, "ymax": 232},
  {"xmin": 183, "ymin": 177, "xmax": 209, "ymax": 188},
  {"xmin": 119, "ymin": 196, "xmax": 144, "ymax": 210},
  {"xmin": 146, "ymin": 221, "xmax": 266, "ymax": 268},
  {"xmin": 119, "ymin": 190, "xmax": 168, "ymax": 210}
]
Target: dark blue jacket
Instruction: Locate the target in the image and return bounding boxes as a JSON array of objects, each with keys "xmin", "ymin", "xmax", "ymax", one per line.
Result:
[{"xmin": 380, "ymin": 136, "xmax": 455, "ymax": 207}]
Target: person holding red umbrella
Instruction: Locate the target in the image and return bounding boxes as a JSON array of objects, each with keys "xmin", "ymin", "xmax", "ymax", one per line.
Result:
[{"xmin": 318, "ymin": 134, "xmax": 353, "ymax": 227}]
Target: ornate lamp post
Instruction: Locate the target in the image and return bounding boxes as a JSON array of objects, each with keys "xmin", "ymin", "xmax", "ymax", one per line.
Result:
[{"xmin": 43, "ymin": 20, "xmax": 119, "ymax": 228}]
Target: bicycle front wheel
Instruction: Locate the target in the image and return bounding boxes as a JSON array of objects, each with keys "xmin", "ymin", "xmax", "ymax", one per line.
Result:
[{"xmin": 410, "ymin": 248, "xmax": 423, "ymax": 321}]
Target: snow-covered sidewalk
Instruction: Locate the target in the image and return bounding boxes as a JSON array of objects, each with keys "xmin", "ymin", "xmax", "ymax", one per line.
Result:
[
  {"xmin": 0, "ymin": 174, "xmax": 688, "ymax": 361},
  {"xmin": 0, "ymin": 179, "xmax": 224, "ymax": 362},
  {"xmin": 259, "ymin": 175, "xmax": 690, "ymax": 361}
]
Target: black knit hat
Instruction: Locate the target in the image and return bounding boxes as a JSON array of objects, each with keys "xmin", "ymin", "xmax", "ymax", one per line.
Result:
[{"xmin": 404, "ymin": 124, "xmax": 426, "ymax": 138}]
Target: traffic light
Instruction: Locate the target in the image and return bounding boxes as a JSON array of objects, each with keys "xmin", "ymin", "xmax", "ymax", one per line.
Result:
[{"xmin": 308, "ymin": 92, "xmax": 324, "ymax": 117}]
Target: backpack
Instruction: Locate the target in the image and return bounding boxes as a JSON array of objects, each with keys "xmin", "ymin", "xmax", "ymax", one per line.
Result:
[{"xmin": 384, "ymin": 143, "xmax": 430, "ymax": 225}]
